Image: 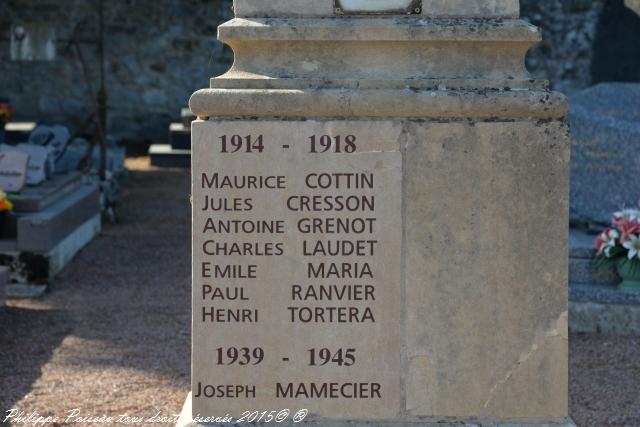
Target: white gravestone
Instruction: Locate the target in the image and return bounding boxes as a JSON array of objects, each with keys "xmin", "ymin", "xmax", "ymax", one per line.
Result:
[
  {"xmin": 0, "ymin": 151, "xmax": 29, "ymax": 193},
  {"xmin": 1, "ymin": 144, "xmax": 49, "ymax": 186},
  {"xmin": 29, "ymin": 125, "xmax": 71, "ymax": 175}
]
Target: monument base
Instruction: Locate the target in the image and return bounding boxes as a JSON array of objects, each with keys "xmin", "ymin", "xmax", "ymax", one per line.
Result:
[{"xmin": 177, "ymin": 394, "xmax": 576, "ymax": 427}]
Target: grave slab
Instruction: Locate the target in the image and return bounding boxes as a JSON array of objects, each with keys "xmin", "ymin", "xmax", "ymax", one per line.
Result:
[
  {"xmin": 149, "ymin": 144, "xmax": 191, "ymax": 168},
  {"xmin": 16, "ymin": 183, "xmax": 100, "ymax": 253},
  {"xmin": 569, "ymin": 83, "xmax": 640, "ymax": 225},
  {"xmin": 170, "ymin": 123, "xmax": 191, "ymax": 150},
  {"xmin": 1, "ymin": 214, "xmax": 101, "ymax": 288},
  {"xmin": 9, "ymin": 172, "xmax": 83, "ymax": 213}
]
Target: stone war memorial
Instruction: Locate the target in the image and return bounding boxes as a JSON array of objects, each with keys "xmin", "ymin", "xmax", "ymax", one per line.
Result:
[{"xmin": 182, "ymin": 0, "xmax": 573, "ymax": 426}]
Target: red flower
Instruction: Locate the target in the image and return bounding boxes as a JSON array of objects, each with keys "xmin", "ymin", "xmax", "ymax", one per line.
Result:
[{"xmin": 619, "ymin": 220, "xmax": 640, "ymax": 242}]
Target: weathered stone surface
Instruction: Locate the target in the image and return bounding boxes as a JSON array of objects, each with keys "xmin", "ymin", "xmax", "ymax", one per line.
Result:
[
  {"xmin": 189, "ymin": 118, "xmax": 570, "ymax": 422},
  {"xmin": 10, "ymin": 172, "xmax": 82, "ymax": 213},
  {"xmin": 17, "ymin": 183, "xmax": 100, "ymax": 252},
  {"xmin": 522, "ymin": 0, "xmax": 605, "ymax": 94},
  {"xmin": 215, "ymin": 18, "xmax": 539, "ymax": 83},
  {"xmin": 0, "ymin": 214, "xmax": 101, "ymax": 286},
  {"xmin": 571, "ymin": 284, "xmax": 640, "ymax": 307},
  {"xmin": 421, "ymin": 0, "xmax": 519, "ymax": 18},
  {"xmin": 404, "ymin": 120, "xmax": 570, "ymax": 420},
  {"xmin": 188, "ymin": 0, "xmax": 572, "ymax": 424},
  {"xmin": 569, "ymin": 83, "xmax": 640, "ymax": 225},
  {"xmin": 191, "ymin": 120, "xmax": 403, "ymax": 419},
  {"xmin": 233, "ymin": 0, "xmax": 519, "ymax": 17},
  {"xmin": 570, "ymin": 300, "xmax": 640, "ymax": 336}
]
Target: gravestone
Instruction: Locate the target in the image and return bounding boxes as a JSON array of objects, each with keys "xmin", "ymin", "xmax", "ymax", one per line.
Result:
[
  {"xmin": 29, "ymin": 124, "xmax": 71, "ymax": 174},
  {"xmin": 1, "ymin": 144, "xmax": 50, "ymax": 186},
  {"xmin": 183, "ymin": 1, "xmax": 573, "ymax": 426},
  {"xmin": 570, "ymin": 83, "xmax": 640, "ymax": 225},
  {"xmin": 0, "ymin": 151, "xmax": 29, "ymax": 192}
]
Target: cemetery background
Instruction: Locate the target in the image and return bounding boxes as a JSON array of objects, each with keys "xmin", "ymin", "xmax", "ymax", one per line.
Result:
[{"xmin": 0, "ymin": 0, "xmax": 639, "ymax": 426}]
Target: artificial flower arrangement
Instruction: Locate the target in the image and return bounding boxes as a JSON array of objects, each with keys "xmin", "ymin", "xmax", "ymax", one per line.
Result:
[
  {"xmin": 0, "ymin": 190, "xmax": 14, "ymax": 239},
  {"xmin": 595, "ymin": 207, "xmax": 640, "ymax": 291},
  {"xmin": 0, "ymin": 190, "xmax": 13, "ymax": 212}
]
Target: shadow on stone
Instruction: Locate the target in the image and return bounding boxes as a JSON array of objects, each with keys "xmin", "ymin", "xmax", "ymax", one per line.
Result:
[{"xmin": 592, "ymin": 0, "xmax": 640, "ymax": 84}]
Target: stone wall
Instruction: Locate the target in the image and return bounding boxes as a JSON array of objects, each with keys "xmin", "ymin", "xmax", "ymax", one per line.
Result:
[
  {"xmin": 0, "ymin": 0, "xmax": 233, "ymax": 144},
  {"xmin": 521, "ymin": 0, "xmax": 605, "ymax": 94},
  {"xmin": 522, "ymin": 0, "xmax": 640, "ymax": 94},
  {"xmin": 0, "ymin": 0, "xmax": 637, "ymax": 143}
]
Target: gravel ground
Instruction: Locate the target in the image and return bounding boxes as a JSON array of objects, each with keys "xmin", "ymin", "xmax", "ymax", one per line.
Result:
[
  {"xmin": 1, "ymin": 158, "xmax": 191, "ymax": 426},
  {"xmin": 570, "ymin": 334, "xmax": 640, "ymax": 426},
  {"xmin": 0, "ymin": 157, "xmax": 639, "ymax": 427}
]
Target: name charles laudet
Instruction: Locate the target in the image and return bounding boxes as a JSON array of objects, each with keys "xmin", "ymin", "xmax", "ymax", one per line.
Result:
[{"xmin": 199, "ymin": 171, "xmax": 379, "ymax": 325}]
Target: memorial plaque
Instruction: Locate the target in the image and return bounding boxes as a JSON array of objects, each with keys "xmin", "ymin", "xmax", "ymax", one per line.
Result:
[
  {"xmin": 192, "ymin": 121, "xmax": 402, "ymax": 419},
  {"xmin": 335, "ymin": 0, "xmax": 421, "ymax": 14}
]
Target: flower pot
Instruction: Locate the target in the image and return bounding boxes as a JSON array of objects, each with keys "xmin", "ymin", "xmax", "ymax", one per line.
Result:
[
  {"xmin": 0, "ymin": 211, "xmax": 17, "ymax": 240},
  {"xmin": 617, "ymin": 259, "xmax": 640, "ymax": 292}
]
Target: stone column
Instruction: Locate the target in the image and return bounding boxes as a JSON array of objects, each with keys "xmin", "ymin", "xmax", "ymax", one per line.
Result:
[{"xmin": 184, "ymin": 1, "xmax": 573, "ymax": 426}]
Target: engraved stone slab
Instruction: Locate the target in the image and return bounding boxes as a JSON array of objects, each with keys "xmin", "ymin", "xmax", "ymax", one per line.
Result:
[
  {"xmin": 191, "ymin": 120, "xmax": 402, "ymax": 420},
  {"xmin": 569, "ymin": 83, "xmax": 640, "ymax": 224},
  {"xmin": 190, "ymin": 119, "xmax": 571, "ymax": 423}
]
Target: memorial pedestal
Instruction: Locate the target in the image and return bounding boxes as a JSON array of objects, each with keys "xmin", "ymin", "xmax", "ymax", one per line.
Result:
[
  {"xmin": 177, "ymin": 392, "xmax": 575, "ymax": 427},
  {"xmin": 184, "ymin": 1, "xmax": 573, "ymax": 426}
]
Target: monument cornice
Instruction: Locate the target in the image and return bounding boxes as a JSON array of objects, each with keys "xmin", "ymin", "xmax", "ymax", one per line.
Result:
[
  {"xmin": 218, "ymin": 18, "xmax": 540, "ymax": 42},
  {"xmin": 212, "ymin": 18, "xmax": 542, "ymax": 88},
  {"xmin": 190, "ymin": 87, "xmax": 568, "ymax": 120}
]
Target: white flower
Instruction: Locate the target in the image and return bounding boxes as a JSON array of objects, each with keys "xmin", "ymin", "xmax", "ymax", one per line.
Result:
[
  {"xmin": 597, "ymin": 229, "xmax": 619, "ymax": 257},
  {"xmin": 622, "ymin": 235, "xmax": 640, "ymax": 260},
  {"xmin": 604, "ymin": 245, "xmax": 614, "ymax": 258},
  {"xmin": 614, "ymin": 209, "xmax": 640, "ymax": 222}
]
